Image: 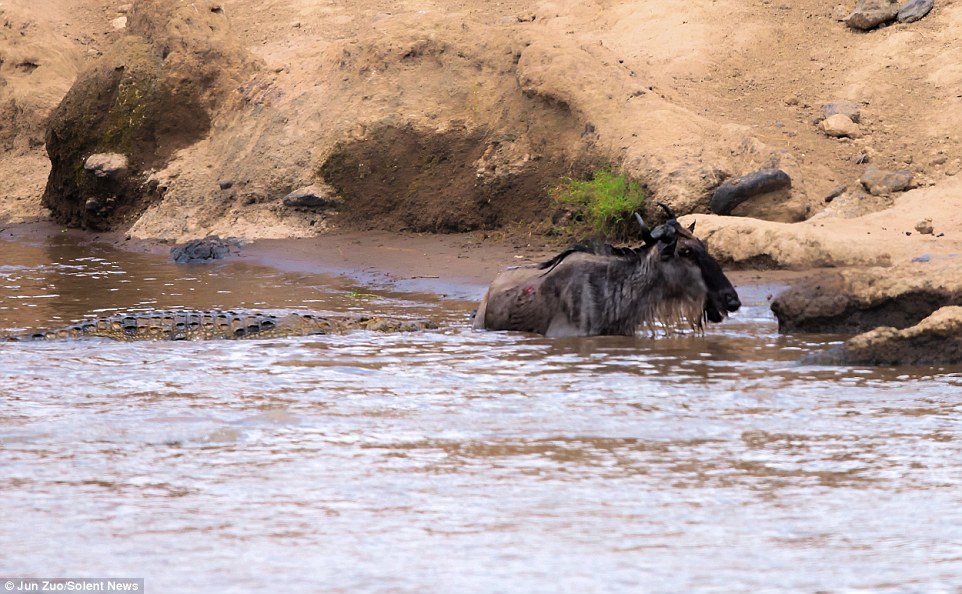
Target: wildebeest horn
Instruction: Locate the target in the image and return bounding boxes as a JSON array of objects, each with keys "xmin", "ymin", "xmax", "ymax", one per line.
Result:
[
  {"xmin": 635, "ymin": 212, "xmax": 655, "ymax": 245},
  {"xmin": 657, "ymin": 202, "xmax": 677, "ymax": 221}
]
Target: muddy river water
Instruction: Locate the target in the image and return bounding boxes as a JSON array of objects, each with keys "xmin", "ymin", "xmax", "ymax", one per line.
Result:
[{"xmin": 2, "ymin": 232, "xmax": 961, "ymax": 593}]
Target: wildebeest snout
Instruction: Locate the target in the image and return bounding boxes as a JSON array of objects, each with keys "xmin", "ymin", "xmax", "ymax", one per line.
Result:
[
  {"xmin": 705, "ymin": 285, "xmax": 741, "ymax": 323},
  {"xmin": 723, "ymin": 289, "xmax": 741, "ymax": 312}
]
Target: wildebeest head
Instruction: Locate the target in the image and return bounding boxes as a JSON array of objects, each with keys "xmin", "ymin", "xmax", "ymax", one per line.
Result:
[{"xmin": 639, "ymin": 204, "xmax": 741, "ymax": 324}]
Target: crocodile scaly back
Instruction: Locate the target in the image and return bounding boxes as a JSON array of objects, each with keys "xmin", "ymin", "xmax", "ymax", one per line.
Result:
[{"xmin": 5, "ymin": 310, "xmax": 437, "ymax": 341}]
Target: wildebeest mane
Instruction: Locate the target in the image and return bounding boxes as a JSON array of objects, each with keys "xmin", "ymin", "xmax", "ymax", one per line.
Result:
[{"xmin": 537, "ymin": 242, "xmax": 647, "ymax": 276}]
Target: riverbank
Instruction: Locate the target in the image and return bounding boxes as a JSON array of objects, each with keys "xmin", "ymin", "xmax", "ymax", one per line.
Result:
[
  {"xmin": 1, "ymin": 219, "xmax": 814, "ymax": 308},
  {"xmin": 4, "ymin": 1, "xmax": 962, "ymax": 256}
]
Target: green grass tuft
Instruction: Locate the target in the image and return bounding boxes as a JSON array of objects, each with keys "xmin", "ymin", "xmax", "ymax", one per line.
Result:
[{"xmin": 551, "ymin": 167, "xmax": 646, "ymax": 240}]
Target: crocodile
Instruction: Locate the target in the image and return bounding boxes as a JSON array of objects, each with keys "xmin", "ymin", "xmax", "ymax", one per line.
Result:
[{"xmin": 5, "ymin": 310, "xmax": 438, "ymax": 342}]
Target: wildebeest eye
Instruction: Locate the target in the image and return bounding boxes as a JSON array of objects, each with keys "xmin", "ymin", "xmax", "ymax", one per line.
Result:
[{"xmin": 679, "ymin": 247, "xmax": 694, "ymax": 258}]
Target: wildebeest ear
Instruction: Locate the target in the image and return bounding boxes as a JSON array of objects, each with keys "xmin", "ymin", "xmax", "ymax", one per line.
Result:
[{"xmin": 688, "ymin": 220, "xmax": 696, "ymax": 232}]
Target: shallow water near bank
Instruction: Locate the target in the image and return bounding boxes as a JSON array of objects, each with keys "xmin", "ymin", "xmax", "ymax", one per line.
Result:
[{"xmin": 2, "ymin": 234, "xmax": 962, "ymax": 593}]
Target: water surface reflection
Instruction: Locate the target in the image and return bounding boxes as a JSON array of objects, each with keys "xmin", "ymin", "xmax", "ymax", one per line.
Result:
[{"xmin": 2, "ymin": 235, "xmax": 961, "ymax": 592}]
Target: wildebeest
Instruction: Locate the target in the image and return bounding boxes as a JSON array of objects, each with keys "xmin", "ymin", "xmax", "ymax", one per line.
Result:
[{"xmin": 473, "ymin": 204, "xmax": 741, "ymax": 336}]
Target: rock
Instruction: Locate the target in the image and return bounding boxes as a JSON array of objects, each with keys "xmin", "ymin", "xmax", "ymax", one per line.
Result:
[
  {"xmin": 912, "ymin": 254, "xmax": 931, "ymax": 263},
  {"xmin": 679, "ymin": 214, "xmax": 889, "ymax": 269},
  {"xmin": 170, "ymin": 235, "xmax": 240, "ymax": 264},
  {"xmin": 845, "ymin": 0, "xmax": 900, "ymax": 30},
  {"xmin": 824, "ymin": 184, "xmax": 848, "ymax": 202},
  {"xmin": 859, "ymin": 166, "xmax": 913, "ymax": 195},
  {"xmin": 771, "ymin": 260, "xmax": 962, "ymax": 334},
  {"xmin": 683, "ymin": 177, "xmax": 962, "ymax": 269},
  {"xmin": 833, "ymin": 4, "xmax": 850, "ymax": 20},
  {"xmin": 820, "ymin": 114, "xmax": 861, "ymax": 138},
  {"xmin": 281, "ymin": 184, "xmax": 341, "ymax": 209},
  {"xmin": 731, "ymin": 197, "xmax": 809, "ymax": 223},
  {"xmin": 41, "ymin": 0, "xmax": 258, "ymax": 231},
  {"xmin": 822, "ymin": 100, "xmax": 861, "ymax": 123},
  {"xmin": 915, "ymin": 218, "xmax": 934, "ymax": 234},
  {"xmin": 897, "ymin": 0, "xmax": 934, "ymax": 23},
  {"xmin": 814, "ymin": 187, "xmax": 894, "ymax": 219},
  {"xmin": 805, "ymin": 307, "xmax": 962, "ymax": 366},
  {"xmin": 111, "ymin": 16, "xmax": 127, "ymax": 30},
  {"xmin": 946, "ymin": 159, "xmax": 962, "ymax": 177},
  {"xmin": 83, "ymin": 153, "xmax": 129, "ymax": 178},
  {"xmin": 218, "ymin": 179, "xmax": 233, "ymax": 190},
  {"xmin": 708, "ymin": 168, "xmax": 792, "ymax": 216}
]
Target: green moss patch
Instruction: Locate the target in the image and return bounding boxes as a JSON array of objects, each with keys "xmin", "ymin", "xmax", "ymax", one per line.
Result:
[{"xmin": 551, "ymin": 167, "xmax": 646, "ymax": 240}]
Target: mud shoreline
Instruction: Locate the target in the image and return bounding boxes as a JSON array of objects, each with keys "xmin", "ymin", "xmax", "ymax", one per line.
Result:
[{"xmin": 1, "ymin": 219, "xmax": 813, "ymax": 308}]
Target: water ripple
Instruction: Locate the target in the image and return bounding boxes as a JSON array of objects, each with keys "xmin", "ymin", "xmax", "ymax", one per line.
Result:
[{"xmin": 2, "ymin": 237, "xmax": 962, "ymax": 592}]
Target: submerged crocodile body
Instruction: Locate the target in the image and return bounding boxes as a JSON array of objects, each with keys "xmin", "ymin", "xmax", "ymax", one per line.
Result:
[{"xmin": 6, "ymin": 310, "xmax": 437, "ymax": 342}]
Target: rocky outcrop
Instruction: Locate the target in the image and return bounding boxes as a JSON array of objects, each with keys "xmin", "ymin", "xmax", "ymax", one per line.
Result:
[
  {"xmin": 771, "ymin": 260, "xmax": 962, "ymax": 333},
  {"xmin": 41, "ymin": 0, "xmax": 258, "ymax": 230},
  {"xmin": 681, "ymin": 215, "xmax": 884, "ymax": 269},
  {"xmin": 685, "ymin": 177, "xmax": 962, "ymax": 270},
  {"xmin": 805, "ymin": 306, "xmax": 962, "ymax": 366},
  {"xmin": 775, "ymin": 257, "xmax": 962, "ymax": 366}
]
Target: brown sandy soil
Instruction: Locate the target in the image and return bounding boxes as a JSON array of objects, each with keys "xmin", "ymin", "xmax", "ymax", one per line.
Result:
[{"xmin": 2, "ymin": 0, "xmax": 962, "ymax": 272}]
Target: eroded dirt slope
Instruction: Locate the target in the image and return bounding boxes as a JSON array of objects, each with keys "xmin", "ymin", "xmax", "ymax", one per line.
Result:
[{"xmin": 1, "ymin": 0, "xmax": 961, "ymax": 267}]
